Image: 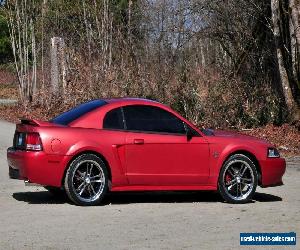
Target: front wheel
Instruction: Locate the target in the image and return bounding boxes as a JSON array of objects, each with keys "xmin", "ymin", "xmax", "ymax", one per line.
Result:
[
  {"xmin": 64, "ymin": 154, "xmax": 109, "ymax": 206},
  {"xmin": 218, "ymin": 154, "xmax": 258, "ymax": 204}
]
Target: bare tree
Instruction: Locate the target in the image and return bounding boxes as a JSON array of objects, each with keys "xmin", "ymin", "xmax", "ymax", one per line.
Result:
[
  {"xmin": 289, "ymin": 0, "xmax": 300, "ymax": 94},
  {"xmin": 271, "ymin": 0, "xmax": 300, "ymax": 121},
  {"xmin": 3, "ymin": 0, "xmax": 299, "ymax": 126},
  {"xmin": 7, "ymin": 0, "xmax": 37, "ymax": 102}
]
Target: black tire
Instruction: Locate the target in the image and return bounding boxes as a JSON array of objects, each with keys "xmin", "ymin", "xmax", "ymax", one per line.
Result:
[
  {"xmin": 64, "ymin": 154, "xmax": 109, "ymax": 206},
  {"xmin": 44, "ymin": 186, "xmax": 65, "ymax": 197},
  {"xmin": 218, "ymin": 154, "xmax": 258, "ymax": 204}
]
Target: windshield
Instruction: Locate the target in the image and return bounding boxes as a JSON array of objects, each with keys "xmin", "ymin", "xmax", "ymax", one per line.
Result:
[{"xmin": 51, "ymin": 100, "xmax": 107, "ymax": 125}]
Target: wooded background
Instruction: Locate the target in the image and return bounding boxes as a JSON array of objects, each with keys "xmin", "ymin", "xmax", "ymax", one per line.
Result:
[{"xmin": 0, "ymin": 0, "xmax": 299, "ymax": 128}]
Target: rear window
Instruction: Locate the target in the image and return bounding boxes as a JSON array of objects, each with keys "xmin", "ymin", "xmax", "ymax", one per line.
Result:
[
  {"xmin": 51, "ymin": 100, "xmax": 107, "ymax": 125},
  {"xmin": 103, "ymin": 108, "xmax": 124, "ymax": 130}
]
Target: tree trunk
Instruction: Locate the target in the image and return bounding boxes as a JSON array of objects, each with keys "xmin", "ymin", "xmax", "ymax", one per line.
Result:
[
  {"xmin": 289, "ymin": 0, "xmax": 300, "ymax": 90},
  {"xmin": 50, "ymin": 37, "xmax": 59, "ymax": 93},
  {"xmin": 50, "ymin": 37, "xmax": 66, "ymax": 95},
  {"xmin": 271, "ymin": 0, "xmax": 300, "ymax": 121}
]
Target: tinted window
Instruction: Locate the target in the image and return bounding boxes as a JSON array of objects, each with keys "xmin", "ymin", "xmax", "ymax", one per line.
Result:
[
  {"xmin": 103, "ymin": 108, "xmax": 124, "ymax": 130},
  {"xmin": 51, "ymin": 100, "xmax": 107, "ymax": 125},
  {"xmin": 123, "ymin": 105, "xmax": 185, "ymax": 134},
  {"xmin": 186, "ymin": 124, "xmax": 201, "ymax": 137}
]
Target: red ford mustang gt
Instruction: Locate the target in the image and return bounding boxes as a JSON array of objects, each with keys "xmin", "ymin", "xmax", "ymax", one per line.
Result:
[{"xmin": 7, "ymin": 98, "xmax": 286, "ymax": 205}]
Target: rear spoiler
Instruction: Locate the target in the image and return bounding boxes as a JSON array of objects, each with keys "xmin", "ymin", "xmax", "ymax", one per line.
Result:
[{"xmin": 19, "ymin": 118, "xmax": 56, "ymax": 127}]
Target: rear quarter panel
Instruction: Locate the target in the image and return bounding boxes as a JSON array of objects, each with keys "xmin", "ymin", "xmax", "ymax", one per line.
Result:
[{"xmin": 34, "ymin": 126, "xmax": 129, "ymax": 186}]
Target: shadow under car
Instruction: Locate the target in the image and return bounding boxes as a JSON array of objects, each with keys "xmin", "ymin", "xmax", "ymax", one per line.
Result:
[{"xmin": 12, "ymin": 190, "xmax": 282, "ymax": 205}]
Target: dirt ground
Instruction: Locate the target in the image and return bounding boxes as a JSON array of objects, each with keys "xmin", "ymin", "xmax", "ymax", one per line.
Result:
[{"xmin": 0, "ymin": 120, "xmax": 299, "ymax": 250}]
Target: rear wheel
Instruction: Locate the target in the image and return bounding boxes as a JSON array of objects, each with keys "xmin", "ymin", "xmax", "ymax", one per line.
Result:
[
  {"xmin": 218, "ymin": 154, "xmax": 258, "ymax": 204},
  {"xmin": 64, "ymin": 154, "xmax": 109, "ymax": 206}
]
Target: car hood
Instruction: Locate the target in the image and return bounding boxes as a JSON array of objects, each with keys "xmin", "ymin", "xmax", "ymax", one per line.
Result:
[{"xmin": 203, "ymin": 129, "xmax": 269, "ymax": 144}]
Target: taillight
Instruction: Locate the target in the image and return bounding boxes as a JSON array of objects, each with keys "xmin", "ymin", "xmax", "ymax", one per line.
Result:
[{"xmin": 25, "ymin": 133, "xmax": 43, "ymax": 151}]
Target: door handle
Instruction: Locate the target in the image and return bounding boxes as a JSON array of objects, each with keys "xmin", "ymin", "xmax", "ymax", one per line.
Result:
[{"xmin": 133, "ymin": 139, "xmax": 144, "ymax": 145}]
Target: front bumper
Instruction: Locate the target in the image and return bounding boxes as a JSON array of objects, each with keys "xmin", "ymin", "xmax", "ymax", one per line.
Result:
[
  {"xmin": 7, "ymin": 147, "xmax": 71, "ymax": 187},
  {"xmin": 260, "ymin": 157, "xmax": 286, "ymax": 187}
]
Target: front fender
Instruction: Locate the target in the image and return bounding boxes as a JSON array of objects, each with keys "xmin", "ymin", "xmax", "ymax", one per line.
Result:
[{"xmin": 209, "ymin": 143, "xmax": 265, "ymax": 186}]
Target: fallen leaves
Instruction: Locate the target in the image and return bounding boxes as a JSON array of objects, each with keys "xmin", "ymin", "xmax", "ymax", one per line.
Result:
[{"xmin": 241, "ymin": 124, "xmax": 300, "ymax": 156}]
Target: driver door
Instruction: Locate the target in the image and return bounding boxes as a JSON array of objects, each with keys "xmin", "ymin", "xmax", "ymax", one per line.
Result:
[{"xmin": 123, "ymin": 105, "xmax": 210, "ymax": 186}]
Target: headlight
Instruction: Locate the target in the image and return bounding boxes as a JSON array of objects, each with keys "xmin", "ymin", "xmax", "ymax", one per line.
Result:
[{"xmin": 268, "ymin": 148, "xmax": 280, "ymax": 158}]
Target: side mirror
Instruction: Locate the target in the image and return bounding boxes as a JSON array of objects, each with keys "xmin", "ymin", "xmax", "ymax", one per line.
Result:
[{"xmin": 186, "ymin": 127, "xmax": 193, "ymax": 141}]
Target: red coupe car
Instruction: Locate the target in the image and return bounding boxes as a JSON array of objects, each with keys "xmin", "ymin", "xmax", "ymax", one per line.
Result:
[{"xmin": 7, "ymin": 98, "xmax": 286, "ymax": 205}]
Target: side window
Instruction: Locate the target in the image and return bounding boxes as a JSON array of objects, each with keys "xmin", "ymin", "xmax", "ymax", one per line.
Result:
[
  {"xmin": 123, "ymin": 105, "xmax": 186, "ymax": 134},
  {"xmin": 103, "ymin": 108, "xmax": 124, "ymax": 130}
]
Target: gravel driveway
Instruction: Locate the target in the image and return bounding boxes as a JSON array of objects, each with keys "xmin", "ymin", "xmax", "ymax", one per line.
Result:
[{"xmin": 0, "ymin": 120, "xmax": 299, "ymax": 249}]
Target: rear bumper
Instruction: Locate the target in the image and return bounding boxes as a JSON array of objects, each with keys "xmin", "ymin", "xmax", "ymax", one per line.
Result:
[
  {"xmin": 259, "ymin": 157, "xmax": 286, "ymax": 187},
  {"xmin": 7, "ymin": 147, "xmax": 71, "ymax": 187},
  {"xmin": 9, "ymin": 166, "xmax": 20, "ymax": 179}
]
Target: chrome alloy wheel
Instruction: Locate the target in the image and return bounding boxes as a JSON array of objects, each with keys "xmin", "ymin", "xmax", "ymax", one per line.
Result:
[
  {"xmin": 222, "ymin": 159, "xmax": 255, "ymax": 201},
  {"xmin": 72, "ymin": 160, "xmax": 105, "ymax": 203}
]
